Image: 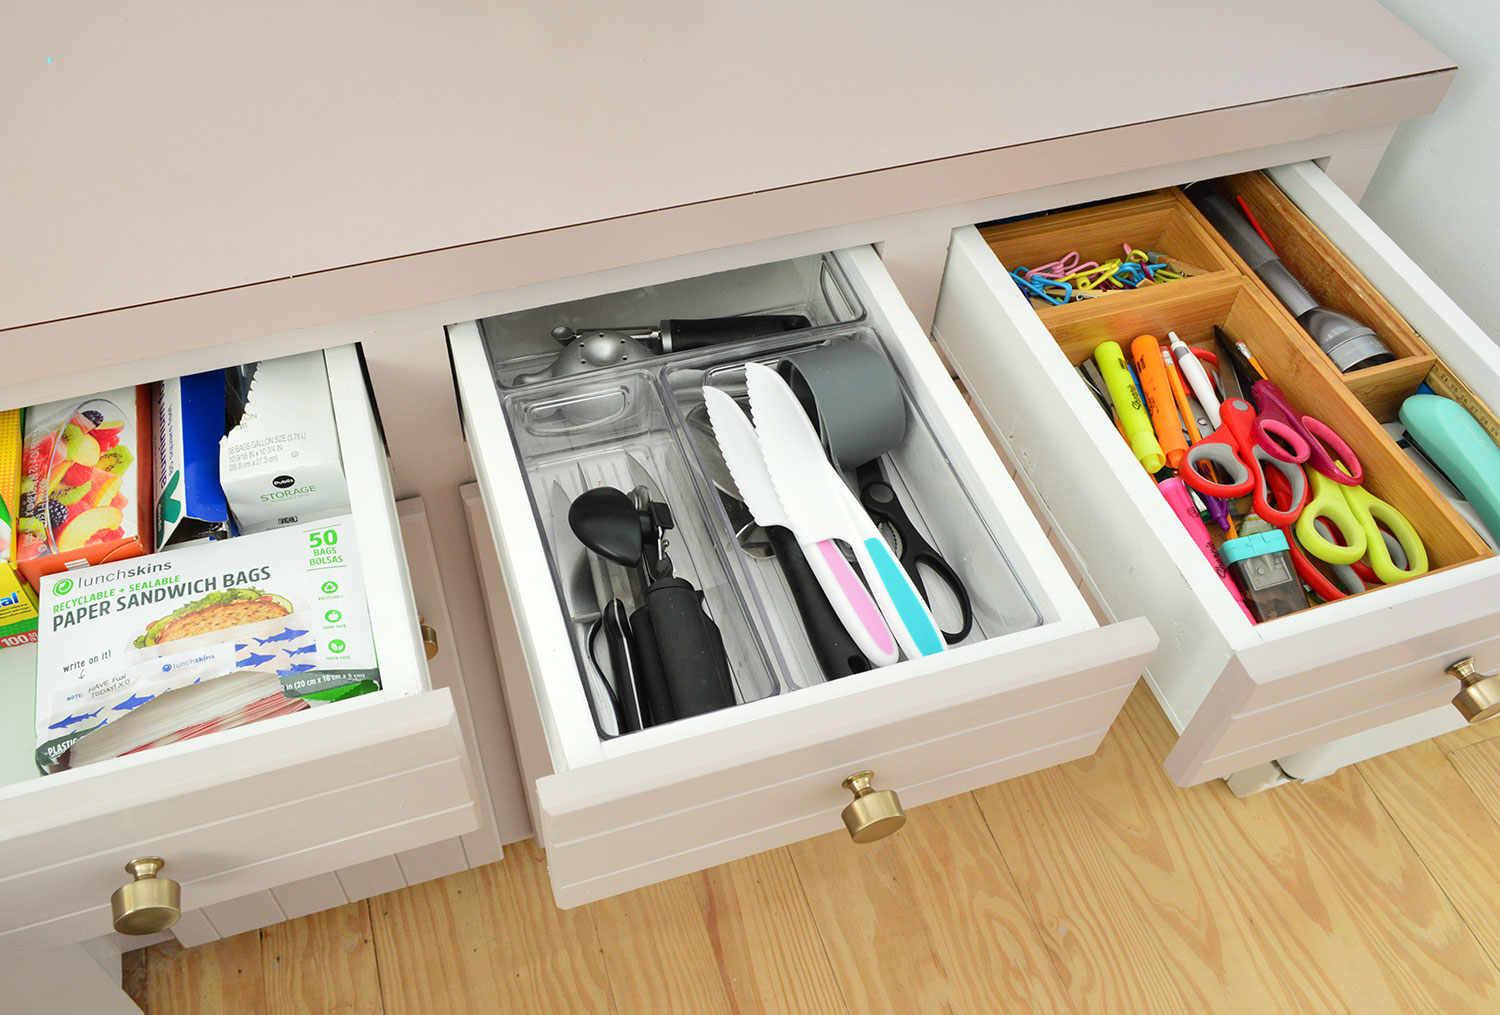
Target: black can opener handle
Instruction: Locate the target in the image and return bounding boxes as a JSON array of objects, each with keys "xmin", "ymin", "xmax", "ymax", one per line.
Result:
[{"xmin": 642, "ymin": 576, "xmax": 736, "ymax": 718}]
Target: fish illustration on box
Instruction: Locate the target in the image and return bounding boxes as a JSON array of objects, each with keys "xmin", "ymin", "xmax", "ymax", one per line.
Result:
[
  {"xmin": 256, "ymin": 627, "xmax": 309, "ymax": 645},
  {"xmin": 236, "ymin": 650, "xmax": 277, "ymax": 669},
  {"xmin": 48, "ymin": 707, "xmax": 103, "ymax": 731},
  {"xmin": 113, "ymin": 692, "xmax": 155, "ymax": 711}
]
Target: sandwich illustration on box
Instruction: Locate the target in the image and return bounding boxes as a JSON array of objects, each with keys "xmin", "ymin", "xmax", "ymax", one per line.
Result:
[{"xmin": 132, "ymin": 588, "xmax": 292, "ymax": 647}]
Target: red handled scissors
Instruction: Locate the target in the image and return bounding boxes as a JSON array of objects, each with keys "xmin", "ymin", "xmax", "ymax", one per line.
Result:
[
  {"xmin": 1215, "ymin": 328, "xmax": 1362, "ymax": 484},
  {"xmin": 1181, "ymin": 397, "xmax": 1308, "ymax": 526}
]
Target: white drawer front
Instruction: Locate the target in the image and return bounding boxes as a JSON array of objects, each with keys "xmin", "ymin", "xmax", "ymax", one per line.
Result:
[
  {"xmin": 455, "ymin": 245, "xmax": 1157, "ymax": 905},
  {"xmin": 935, "ymin": 162, "xmax": 1500, "ymax": 787},
  {"xmin": 0, "ymin": 345, "xmax": 477, "ymax": 955}
]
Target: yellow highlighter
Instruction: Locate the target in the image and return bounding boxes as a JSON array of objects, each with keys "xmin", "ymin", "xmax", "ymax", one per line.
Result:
[{"xmin": 1094, "ymin": 341, "xmax": 1165, "ymax": 473}]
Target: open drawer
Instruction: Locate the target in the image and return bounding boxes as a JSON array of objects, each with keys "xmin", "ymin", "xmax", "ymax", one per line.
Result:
[
  {"xmin": 0, "ymin": 345, "xmax": 477, "ymax": 955},
  {"xmin": 935, "ymin": 160, "xmax": 1500, "ymax": 787},
  {"xmin": 452, "ymin": 245, "xmax": 1157, "ymax": 907}
]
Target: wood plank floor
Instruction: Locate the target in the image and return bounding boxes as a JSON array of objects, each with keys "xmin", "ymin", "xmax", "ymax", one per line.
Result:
[{"xmin": 136, "ymin": 684, "xmax": 1500, "ymax": 1015}]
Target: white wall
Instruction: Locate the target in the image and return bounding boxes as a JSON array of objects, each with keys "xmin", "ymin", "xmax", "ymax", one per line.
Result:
[{"xmin": 1362, "ymin": 1, "xmax": 1500, "ymax": 338}]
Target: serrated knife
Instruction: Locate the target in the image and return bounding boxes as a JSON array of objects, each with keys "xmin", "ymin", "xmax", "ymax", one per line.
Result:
[
  {"xmin": 745, "ymin": 362, "xmax": 944, "ymax": 660},
  {"xmin": 703, "ymin": 386, "xmax": 876, "ymax": 675}
]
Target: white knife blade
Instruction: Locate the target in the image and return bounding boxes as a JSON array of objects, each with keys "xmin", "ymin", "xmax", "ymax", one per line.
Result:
[
  {"xmin": 702, "ymin": 386, "xmax": 790, "ymax": 529},
  {"xmin": 704, "ymin": 382, "xmax": 898, "ymax": 667},
  {"xmin": 746, "ymin": 362, "xmax": 944, "ymax": 660}
]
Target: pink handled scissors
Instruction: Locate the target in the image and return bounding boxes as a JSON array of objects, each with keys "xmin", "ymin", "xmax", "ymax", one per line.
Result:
[{"xmin": 1216, "ymin": 329, "xmax": 1362, "ymax": 485}]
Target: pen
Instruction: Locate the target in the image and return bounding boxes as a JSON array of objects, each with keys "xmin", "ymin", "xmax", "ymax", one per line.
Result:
[
  {"xmin": 1163, "ymin": 349, "xmax": 1201, "ymax": 441},
  {"xmin": 1171, "ymin": 332, "xmax": 1222, "ymax": 428},
  {"xmin": 1160, "ymin": 346, "xmax": 1235, "ymax": 534}
]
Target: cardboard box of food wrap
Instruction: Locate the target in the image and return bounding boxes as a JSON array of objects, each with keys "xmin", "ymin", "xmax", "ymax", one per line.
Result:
[
  {"xmin": 153, "ymin": 371, "xmax": 233, "ymax": 550},
  {"xmin": 35, "ymin": 513, "xmax": 380, "ymax": 770},
  {"xmin": 220, "ymin": 352, "xmax": 350, "ymax": 534},
  {"xmin": 15, "ymin": 387, "xmax": 153, "ymax": 589},
  {"xmin": 0, "ymin": 408, "xmax": 39, "ymax": 647}
]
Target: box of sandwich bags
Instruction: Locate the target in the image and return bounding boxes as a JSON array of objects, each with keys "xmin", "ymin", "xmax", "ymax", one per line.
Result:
[{"xmin": 34, "ymin": 514, "xmax": 380, "ymax": 771}]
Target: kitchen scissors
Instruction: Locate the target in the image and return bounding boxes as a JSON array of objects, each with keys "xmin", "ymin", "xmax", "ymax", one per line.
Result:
[
  {"xmin": 1215, "ymin": 328, "xmax": 1362, "ymax": 484},
  {"xmin": 1265, "ymin": 468, "xmax": 1408, "ymax": 601},
  {"xmin": 1294, "ymin": 466, "xmax": 1428, "ymax": 585},
  {"xmin": 1180, "ymin": 397, "xmax": 1309, "ymax": 527},
  {"xmin": 856, "ymin": 460, "xmax": 974, "ymax": 644}
]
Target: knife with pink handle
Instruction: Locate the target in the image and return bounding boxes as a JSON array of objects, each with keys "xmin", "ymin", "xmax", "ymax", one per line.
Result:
[
  {"xmin": 703, "ymin": 385, "xmax": 899, "ymax": 667},
  {"xmin": 746, "ymin": 362, "xmax": 945, "ymax": 661}
]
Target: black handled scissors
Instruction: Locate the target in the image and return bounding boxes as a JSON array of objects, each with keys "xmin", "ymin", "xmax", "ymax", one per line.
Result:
[{"xmin": 855, "ymin": 461, "xmax": 974, "ymax": 644}]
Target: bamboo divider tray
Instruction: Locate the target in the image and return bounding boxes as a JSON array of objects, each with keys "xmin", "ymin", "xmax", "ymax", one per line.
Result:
[
  {"xmin": 979, "ymin": 190, "xmax": 1240, "ymax": 328},
  {"xmin": 1211, "ymin": 170, "xmax": 1500, "ymax": 435},
  {"xmin": 1043, "ymin": 275, "xmax": 1492, "ymax": 598}
]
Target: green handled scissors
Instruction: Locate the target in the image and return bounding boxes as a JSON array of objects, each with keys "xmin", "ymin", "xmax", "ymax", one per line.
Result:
[{"xmin": 1294, "ymin": 467, "xmax": 1428, "ymax": 585}]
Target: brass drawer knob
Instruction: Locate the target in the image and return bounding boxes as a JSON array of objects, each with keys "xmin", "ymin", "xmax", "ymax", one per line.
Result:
[
  {"xmin": 419, "ymin": 614, "xmax": 439, "ymax": 661},
  {"xmin": 1449, "ymin": 657, "xmax": 1500, "ymax": 723},
  {"xmin": 111, "ymin": 857, "xmax": 181, "ymax": 935},
  {"xmin": 841, "ymin": 771, "xmax": 907, "ymax": 844}
]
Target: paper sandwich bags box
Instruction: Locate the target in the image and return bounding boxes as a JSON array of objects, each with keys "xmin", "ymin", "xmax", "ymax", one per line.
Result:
[{"xmin": 34, "ymin": 514, "xmax": 379, "ymax": 772}]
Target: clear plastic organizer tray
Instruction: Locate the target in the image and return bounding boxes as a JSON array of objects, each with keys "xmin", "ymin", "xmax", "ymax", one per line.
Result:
[
  {"xmin": 498, "ymin": 319, "xmax": 1043, "ymax": 741},
  {"xmin": 664, "ymin": 331, "xmax": 1043, "ymax": 688},
  {"xmin": 481, "ymin": 253, "xmax": 865, "ymax": 388},
  {"xmin": 503, "ymin": 370, "xmax": 783, "ymax": 740}
]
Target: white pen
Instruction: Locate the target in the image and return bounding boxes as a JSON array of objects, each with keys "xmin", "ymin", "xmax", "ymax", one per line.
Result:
[{"xmin": 1170, "ymin": 331, "xmax": 1222, "ymax": 429}]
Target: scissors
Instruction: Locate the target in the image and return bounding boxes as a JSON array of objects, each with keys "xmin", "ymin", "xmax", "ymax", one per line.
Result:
[
  {"xmin": 1215, "ymin": 328, "xmax": 1362, "ymax": 484},
  {"xmin": 1294, "ymin": 466, "xmax": 1428, "ymax": 585},
  {"xmin": 856, "ymin": 460, "xmax": 974, "ymax": 644},
  {"xmin": 1181, "ymin": 396, "xmax": 1308, "ymax": 527},
  {"xmin": 1265, "ymin": 469, "xmax": 1407, "ymax": 601}
]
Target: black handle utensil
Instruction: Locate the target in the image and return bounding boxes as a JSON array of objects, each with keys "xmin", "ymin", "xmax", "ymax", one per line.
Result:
[
  {"xmin": 597, "ymin": 599, "xmax": 646, "ymax": 732},
  {"xmin": 764, "ymin": 523, "xmax": 870, "ymax": 679},
  {"xmin": 569, "ymin": 484, "xmax": 736, "ymax": 723},
  {"xmin": 521, "ymin": 314, "xmax": 813, "ymax": 383}
]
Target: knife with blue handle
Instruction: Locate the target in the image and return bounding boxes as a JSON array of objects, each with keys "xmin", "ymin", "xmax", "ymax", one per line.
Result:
[
  {"xmin": 1400, "ymin": 394, "xmax": 1500, "ymax": 548},
  {"xmin": 746, "ymin": 363, "xmax": 945, "ymax": 661}
]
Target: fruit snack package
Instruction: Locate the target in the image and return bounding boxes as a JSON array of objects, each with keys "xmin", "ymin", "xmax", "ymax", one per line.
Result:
[
  {"xmin": 16, "ymin": 387, "xmax": 153, "ymax": 587},
  {"xmin": 153, "ymin": 371, "xmax": 233, "ymax": 550},
  {"xmin": 0, "ymin": 408, "xmax": 40, "ymax": 647}
]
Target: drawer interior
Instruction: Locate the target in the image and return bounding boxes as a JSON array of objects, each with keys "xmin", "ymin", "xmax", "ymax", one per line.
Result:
[
  {"xmin": 0, "ymin": 346, "xmax": 428, "ymax": 796},
  {"xmin": 982, "ymin": 189, "xmax": 1241, "ymax": 328},
  {"xmin": 483, "ymin": 254, "xmax": 866, "ymax": 389},
  {"xmin": 979, "ymin": 176, "xmax": 1497, "ymax": 624},
  {"xmin": 466, "ymin": 252, "xmax": 1068, "ymax": 752}
]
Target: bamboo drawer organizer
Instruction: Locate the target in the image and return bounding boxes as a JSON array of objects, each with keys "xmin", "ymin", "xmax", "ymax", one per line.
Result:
[{"xmin": 980, "ymin": 172, "xmax": 1500, "ymax": 610}]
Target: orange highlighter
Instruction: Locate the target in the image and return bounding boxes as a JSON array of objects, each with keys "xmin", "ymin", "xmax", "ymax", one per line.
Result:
[{"xmin": 1131, "ymin": 335, "xmax": 1188, "ymax": 468}]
